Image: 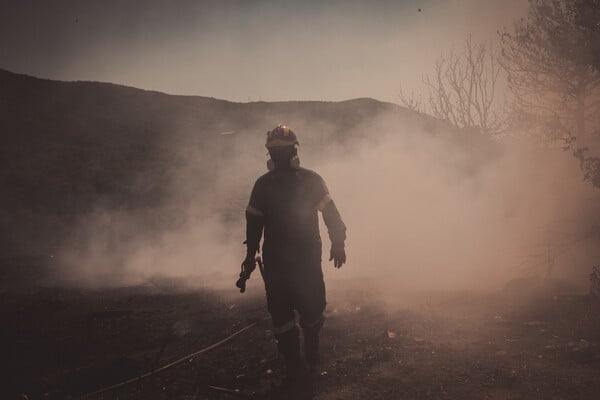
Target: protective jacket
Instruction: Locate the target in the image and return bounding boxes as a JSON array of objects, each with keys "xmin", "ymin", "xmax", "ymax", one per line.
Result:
[{"xmin": 245, "ymin": 167, "xmax": 346, "ymax": 271}]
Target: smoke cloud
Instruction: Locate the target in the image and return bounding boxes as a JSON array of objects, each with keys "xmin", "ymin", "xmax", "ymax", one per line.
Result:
[
  {"xmin": 321, "ymin": 127, "xmax": 600, "ymax": 293},
  {"xmin": 57, "ymin": 108, "xmax": 600, "ymax": 300}
]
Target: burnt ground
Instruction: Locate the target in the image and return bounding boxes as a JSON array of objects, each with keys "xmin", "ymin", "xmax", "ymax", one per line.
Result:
[{"xmin": 2, "ymin": 266, "xmax": 600, "ymax": 400}]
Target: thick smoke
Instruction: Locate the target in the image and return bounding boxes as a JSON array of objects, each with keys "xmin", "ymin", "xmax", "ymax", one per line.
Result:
[
  {"xmin": 58, "ymin": 110, "xmax": 600, "ymax": 298},
  {"xmin": 320, "ymin": 128, "xmax": 600, "ymax": 293}
]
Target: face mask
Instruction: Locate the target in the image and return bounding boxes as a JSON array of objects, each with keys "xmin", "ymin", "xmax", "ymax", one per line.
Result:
[{"xmin": 267, "ymin": 155, "xmax": 300, "ymax": 171}]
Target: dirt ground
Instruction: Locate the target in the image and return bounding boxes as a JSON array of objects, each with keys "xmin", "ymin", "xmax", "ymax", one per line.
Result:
[{"xmin": 2, "ymin": 261, "xmax": 600, "ymax": 399}]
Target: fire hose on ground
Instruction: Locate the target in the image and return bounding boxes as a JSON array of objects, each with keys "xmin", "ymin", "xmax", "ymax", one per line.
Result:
[{"xmin": 79, "ymin": 307, "xmax": 267, "ymax": 398}]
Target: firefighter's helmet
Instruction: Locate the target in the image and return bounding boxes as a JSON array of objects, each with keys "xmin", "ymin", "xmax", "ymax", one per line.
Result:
[{"xmin": 265, "ymin": 124, "xmax": 299, "ymax": 148}]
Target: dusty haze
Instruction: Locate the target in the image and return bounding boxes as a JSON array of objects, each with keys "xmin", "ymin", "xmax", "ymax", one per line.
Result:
[
  {"xmin": 58, "ymin": 111, "xmax": 600, "ymax": 298},
  {"xmin": 5, "ymin": 0, "xmax": 596, "ymax": 299},
  {"xmin": 4, "ymin": 3, "xmax": 600, "ymax": 398}
]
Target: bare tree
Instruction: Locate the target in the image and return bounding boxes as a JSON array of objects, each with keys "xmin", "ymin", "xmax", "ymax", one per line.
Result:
[
  {"xmin": 500, "ymin": 0, "xmax": 600, "ymax": 146},
  {"xmin": 562, "ymin": 134, "xmax": 600, "ymax": 188},
  {"xmin": 399, "ymin": 38, "xmax": 506, "ymax": 135}
]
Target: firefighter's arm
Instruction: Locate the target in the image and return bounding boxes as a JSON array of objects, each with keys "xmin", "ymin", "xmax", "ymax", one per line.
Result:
[
  {"xmin": 237, "ymin": 180, "xmax": 265, "ymax": 293},
  {"xmin": 319, "ymin": 196, "xmax": 347, "ymax": 268},
  {"xmin": 245, "ymin": 178, "xmax": 265, "ymax": 258},
  {"xmin": 245, "ymin": 205, "xmax": 264, "ymax": 257},
  {"xmin": 236, "ymin": 206, "xmax": 264, "ymax": 293}
]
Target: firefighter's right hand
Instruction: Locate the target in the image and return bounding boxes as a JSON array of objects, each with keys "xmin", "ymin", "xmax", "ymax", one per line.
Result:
[
  {"xmin": 236, "ymin": 275, "xmax": 247, "ymax": 293},
  {"xmin": 242, "ymin": 254, "xmax": 257, "ymax": 271},
  {"xmin": 236, "ymin": 255, "xmax": 256, "ymax": 293}
]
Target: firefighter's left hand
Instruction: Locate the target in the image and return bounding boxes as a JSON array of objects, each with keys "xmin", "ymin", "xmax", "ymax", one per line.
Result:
[{"xmin": 329, "ymin": 246, "xmax": 346, "ymax": 268}]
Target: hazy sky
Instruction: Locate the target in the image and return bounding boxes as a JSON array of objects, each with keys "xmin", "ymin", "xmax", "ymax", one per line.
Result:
[{"xmin": 0, "ymin": 0, "xmax": 528, "ymax": 102}]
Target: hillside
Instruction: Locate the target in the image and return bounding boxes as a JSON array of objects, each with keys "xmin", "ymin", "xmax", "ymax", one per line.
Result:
[{"xmin": 0, "ymin": 68, "xmax": 489, "ymax": 260}]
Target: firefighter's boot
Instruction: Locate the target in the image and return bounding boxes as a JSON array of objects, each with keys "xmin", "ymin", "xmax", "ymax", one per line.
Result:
[
  {"xmin": 271, "ymin": 325, "xmax": 313, "ymax": 398},
  {"xmin": 275, "ymin": 325, "xmax": 305, "ymax": 381},
  {"xmin": 301, "ymin": 317, "xmax": 324, "ymax": 373}
]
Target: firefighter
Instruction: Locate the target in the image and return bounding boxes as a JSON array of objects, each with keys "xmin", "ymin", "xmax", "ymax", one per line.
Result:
[{"xmin": 240, "ymin": 124, "xmax": 347, "ymax": 386}]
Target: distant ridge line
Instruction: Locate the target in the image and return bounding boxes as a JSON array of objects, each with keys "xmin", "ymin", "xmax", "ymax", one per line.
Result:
[{"xmin": 0, "ymin": 67, "xmax": 395, "ymax": 107}]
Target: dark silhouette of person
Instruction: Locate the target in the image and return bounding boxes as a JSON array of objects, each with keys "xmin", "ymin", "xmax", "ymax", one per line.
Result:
[{"xmin": 240, "ymin": 124, "xmax": 347, "ymax": 393}]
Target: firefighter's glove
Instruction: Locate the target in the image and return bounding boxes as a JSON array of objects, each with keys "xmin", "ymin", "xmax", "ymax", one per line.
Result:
[
  {"xmin": 236, "ymin": 255, "xmax": 257, "ymax": 293},
  {"xmin": 242, "ymin": 254, "xmax": 257, "ymax": 272},
  {"xmin": 329, "ymin": 244, "xmax": 346, "ymax": 269}
]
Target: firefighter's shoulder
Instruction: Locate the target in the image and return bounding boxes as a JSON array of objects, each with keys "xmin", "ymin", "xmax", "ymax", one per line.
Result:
[
  {"xmin": 296, "ymin": 167, "xmax": 323, "ymax": 181},
  {"xmin": 253, "ymin": 171, "xmax": 272, "ymax": 186},
  {"xmin": 297, "ymin": 167, "xmax": 328, "ymax": 189}
]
